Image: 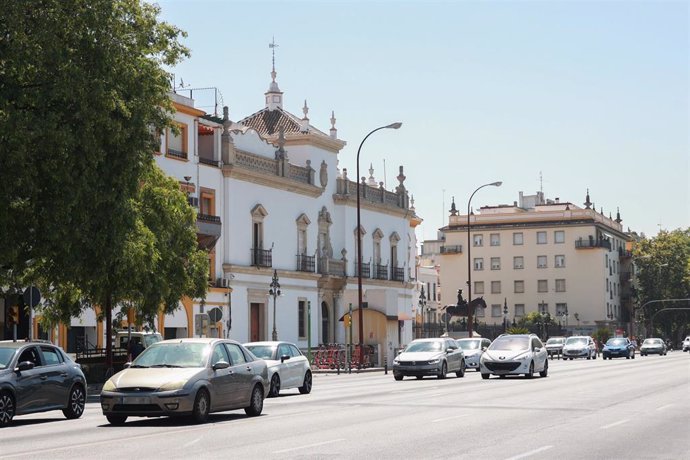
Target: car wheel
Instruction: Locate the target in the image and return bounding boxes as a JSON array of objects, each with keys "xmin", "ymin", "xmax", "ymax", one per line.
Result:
[
  {"xmin": 244, "ymin": 384, "xmax": 264, "ymax": 416},
  {"xmin": 539, "ymin": 360, "xmax": 548, "ymax": 378},
  {"xmin": 0, "ymin": 391, "xmax": 15, "ymax": 427},
  {"xmin": 63, "ymin": 384, "xmax": 86, "ymax": 419},
  {"xmin": 394, "ymin": 373, "xmax": 403, "ymax": 381},
  {"xmin": 525, "ymin": 361, "xmax": 534, "ymax": 379},
  {"xmin": 106, "ymin": 415, "xmax": 127, "ymax": 425},
  {"xmin": 192, "ymin": 388, "xmax": 210, "ymax": 424},
  {"xmin": 481, "ymin": 373, "xmax": 490, "ymax": 380},
  {"xmin": 456, "ymin": 360, "xmax": 466, "ymax": 378},
  {"xmin": 298, "ymin": 370, "xmax": 312, "ymax": 394},
  {"xmin": 437, "ymin": 362, "xmax": 447, "ymax": 379},
  {"xmin": 269, "ymin": 374, "xmax": 281, "ymax": 398}
]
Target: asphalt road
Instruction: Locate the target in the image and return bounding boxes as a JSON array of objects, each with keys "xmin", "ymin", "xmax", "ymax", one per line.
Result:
[{"xmin": 2, "ymin": 352, "xmax": 689, "ymax": 460}]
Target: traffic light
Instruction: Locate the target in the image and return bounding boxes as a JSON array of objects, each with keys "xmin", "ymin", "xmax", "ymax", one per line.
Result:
[
  {"xmin": 7, "ymin": 305, "xmax": 19, "ymax": 325},
  {"xmin": 344, "ymin": 314, "xmax": 351, "ymax": 328}
]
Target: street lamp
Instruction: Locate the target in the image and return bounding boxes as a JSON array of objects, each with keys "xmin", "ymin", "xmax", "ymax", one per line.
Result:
[
  {"xmin": 269, "ymin": 270, "xmax": 281, "ymax": 341},
  {"xmin": 503, "ymin": 298, "xmax": 508, "ymax": 333},
  {"xmin": 419, "ymin": 285, "xmax": 427, "ymax": 338},
  {"xmin": 466, "ymin": 181, "xmax": 502, "ymax": 337},
  {"xmin": 356, "ymin": 122, "xmax": 402, "ymax": 363}
]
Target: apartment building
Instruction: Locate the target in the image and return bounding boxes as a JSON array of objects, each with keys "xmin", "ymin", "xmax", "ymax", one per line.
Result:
[{"xmin": 437, "ymin": 191, "xmax": 634, "ymax": 336}]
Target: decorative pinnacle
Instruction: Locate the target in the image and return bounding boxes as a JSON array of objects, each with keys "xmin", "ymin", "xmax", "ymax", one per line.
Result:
[
  {"xmin": 269, "ymin": 37, "xmax": 279, "ymax": 81},
  {"xmin": 302, "ymin": 100, "xmax": 309, "ymax": 119}
]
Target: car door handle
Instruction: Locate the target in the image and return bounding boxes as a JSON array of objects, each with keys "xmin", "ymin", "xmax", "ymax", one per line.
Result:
[
  {"xmin": 60, "ymin": 373, "xmax": 68, "ymax": 377},
  {"xmin": 246, "ymin": 366, "xmax": 252, "ymax": 371},
  {"xmin": 40, "ymin": 375, "xmax": 48, "ymax": 380}
]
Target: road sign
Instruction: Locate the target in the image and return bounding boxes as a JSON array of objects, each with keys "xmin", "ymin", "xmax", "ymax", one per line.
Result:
[
  {"xmin": 208, "ymin": 307, "xmax": 223, "ymax": 323},
  {"xmin": 23, "ymin": 286, "xmax": 41, "ymax": 307}
]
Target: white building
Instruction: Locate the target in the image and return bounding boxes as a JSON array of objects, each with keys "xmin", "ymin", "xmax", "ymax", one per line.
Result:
[
  {"xmin": 435, "ymin": 191, "xmax": 634, "ymax": 337},
  {"xmin": 55, "ymin": 61, "xmax": 422, "ymax": 366}
]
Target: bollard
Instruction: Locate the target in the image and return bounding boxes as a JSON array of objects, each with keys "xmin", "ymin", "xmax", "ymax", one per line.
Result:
[
  {"xmin": 337, "ymin": 363, "xmax": 340, "ymax": 375},
  {"xmin": 384, "ymin": 362, "xmax": 388, "ymax": 375}
]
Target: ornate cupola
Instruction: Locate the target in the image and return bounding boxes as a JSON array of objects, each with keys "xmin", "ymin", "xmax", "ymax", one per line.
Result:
[{"xmin": 265, "ymin": 38, "xmax": 283, "ymax": 111}]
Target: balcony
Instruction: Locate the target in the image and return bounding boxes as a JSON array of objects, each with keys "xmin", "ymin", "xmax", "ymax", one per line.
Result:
[
  {"xmin": 354, "ymin": 262, "xmax": 371, "ymax": 279},
  {"xmin": 198, "ymin": 156, "xmax": 219, "ymax": 167},
  {"xmin": 440, "ymin": 245, "xmax": 463, "ymax": 254},
  {"xmin": 196, "ymin": 213, "xmax": 221, "ymax": 251},
  {"xmin": 251, "ymin": 248, "xmax": 272, "ymax": 268},
  {"xmin": 167, "ymin": 148, "xmax": 188, "ymax": 160},
  {"xmin": 296, "ymin": 254, "xmax": 315, "ymax": 273},
  {"xmin": 318, "ymin": 258, "xmax": 346, "ymax": 277},
  {"xmin": 391, "ymin": 267, "xmax": 405, "ymax": 282},
  {"xmin": 373, "ymin": 263, "xmax": 388, "ymax": 281},
  {"xmin": 575, "ymin": 238, "xmax": 611, "ymax": 250}
]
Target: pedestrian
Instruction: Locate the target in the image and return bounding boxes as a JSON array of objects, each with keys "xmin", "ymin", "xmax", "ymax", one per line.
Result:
[{"xmin": 128, "ymin": 339, "xmax": 145, "ymax": 361}]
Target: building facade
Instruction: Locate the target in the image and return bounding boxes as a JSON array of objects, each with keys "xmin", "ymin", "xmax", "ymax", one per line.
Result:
[{"xmin": 436, "ymin": 191, "xmax": 634, "ymax": 337}]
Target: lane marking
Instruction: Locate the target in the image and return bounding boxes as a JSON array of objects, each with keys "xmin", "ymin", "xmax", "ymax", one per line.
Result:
[
  {"xmin": 601, "ymin": 419, "xmax": 629, "ymax": 429},
  {"xmin": 272, "ymin": 438, "xmax": 345, "ymax": 454},
  {"xmin": 183, "ymin": 437, "xmax": 201, "ymax": 448},
  {"xmin": 656, "ymin": 404, "xmax": 673, "ymax": 411},
  {"xmin": 432, "ymin": 414, "xmax": 470, "ymax": 423},
  {"xmin": 504, "ymin": 445, "xmax": 553, "ymax": 460}
]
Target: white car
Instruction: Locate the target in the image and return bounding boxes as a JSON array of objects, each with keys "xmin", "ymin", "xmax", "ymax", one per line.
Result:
[
  {"xmin": 682, "ymin": 336, "xmax": 690, "ymax": 352},
  {"xmin": 244, "ymin": 341, "xmax": 312, "ymax": 397},
  {"xmin": 455, "ymin": 338, "xmax": 491, "ymax": 371},
  {"xmin": 480, "ymin": 334, "xmax": 548, "ymax": 379},
  {"xmin": 562, "ymin": 336, "xmax": 597, "ymax": 360}
]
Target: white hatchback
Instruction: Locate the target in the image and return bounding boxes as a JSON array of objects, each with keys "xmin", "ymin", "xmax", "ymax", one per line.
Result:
[
  {"xmin": 244, "ymin": 341, "xmax": 312, "ymax": 397},
  {"xmin": 480, "ymin": 334, "xmax": 548, "ymax": 379}
]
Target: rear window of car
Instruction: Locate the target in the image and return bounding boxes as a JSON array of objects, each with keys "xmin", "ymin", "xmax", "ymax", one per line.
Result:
[{"xmin": 245, "ymin": 345, "xmax": 275, "ymax": 360}]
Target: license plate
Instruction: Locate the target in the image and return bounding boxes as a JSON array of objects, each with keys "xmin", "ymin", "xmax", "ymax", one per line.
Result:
[{"xmin": 121, "ymin": 396, "xmax": 150, "ymax": 404}]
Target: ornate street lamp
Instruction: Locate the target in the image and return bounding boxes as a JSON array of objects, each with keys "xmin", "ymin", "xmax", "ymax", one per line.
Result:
[
  {"xmin": 419, "ymin": 285, "xmax": 427, "ymax": 338},
  {"xmin": 356, "ymin": 122, "xmax": 402, "ymax": 362},
  {"xmin": 503, "ymin": 298, "xmax": 508, "ymax": 333},
  {"xmin": 466, "ymin": 181, "xmax": 502, "ymax": 338},
  {"xmin": 269, "ymin": 270, "xmax": 281, "ymax": 341}
]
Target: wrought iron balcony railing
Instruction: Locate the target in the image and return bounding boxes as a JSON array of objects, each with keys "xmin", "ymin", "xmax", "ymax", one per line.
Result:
[{"xmin": 251, "ymin": 248, "xmax": 272, "ymax": 268}]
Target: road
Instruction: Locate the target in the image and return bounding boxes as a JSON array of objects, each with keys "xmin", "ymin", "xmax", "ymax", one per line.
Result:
[{"xmin": 2, "ymin": 352, "xmax": 689, "ymax": 459}]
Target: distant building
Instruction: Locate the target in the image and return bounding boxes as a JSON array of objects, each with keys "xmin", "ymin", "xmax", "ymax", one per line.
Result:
[{"xmin": 434, "ymin": 190, "xmax": 634, "ymax": 337}]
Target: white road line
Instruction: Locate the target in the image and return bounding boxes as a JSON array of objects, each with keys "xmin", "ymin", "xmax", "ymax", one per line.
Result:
[
  {"xmin": 272, "ymin": 438, "xmax": 345, "ymax": 454},
  {"xmin": 432, "ymin": 414, "xmax": 470, "ymax": 423},
  {"xmin": 601, "ymin": 419, "xmax": 629, "ymax": 429},
  {"xmin": 504, "ymin": 445, "xmax": 553, "ymax": 460},
  {"xmin": 183, "ymin": 437, "xmax": 201, "ymax": 448},
  {"xmin": 656, "ymin": 404, "xmax": 673, "ymax": 411}
]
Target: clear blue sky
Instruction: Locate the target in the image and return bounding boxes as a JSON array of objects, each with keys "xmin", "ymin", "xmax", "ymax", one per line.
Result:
[{"xmin": 156, "ymin": 0, "xmax": 689, "ymax": 240}]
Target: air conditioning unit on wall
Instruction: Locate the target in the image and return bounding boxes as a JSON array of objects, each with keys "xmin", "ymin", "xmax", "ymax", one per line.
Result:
[{"xmin": 216, "ymin": 277, "xmax": 229, "ymax": 288}]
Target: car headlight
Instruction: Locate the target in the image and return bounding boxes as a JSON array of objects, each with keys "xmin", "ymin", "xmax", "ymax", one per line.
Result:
[
  {"xmin": 514, "ymin": 353, "xmax": 530, "ymax": 361},
  {"xmin": 393, "ymin": 359, "xmax": 400, "ymax": 364},
  {"xmin": 102, "ymin": 379, "xmax": 116, "ymax": 392},
  {"xmin": 158, "ymin": 379, "xmax": 188, "ymax": 391},
  {"xmin": 428, "ymin": 358, "xmax": 440, "ymax": 364}
]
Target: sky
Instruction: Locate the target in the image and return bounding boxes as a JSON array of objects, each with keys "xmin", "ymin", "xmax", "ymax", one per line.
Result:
[{"xmin": 155, "ymin": 0, "xmax": 689, "ymax": 240}]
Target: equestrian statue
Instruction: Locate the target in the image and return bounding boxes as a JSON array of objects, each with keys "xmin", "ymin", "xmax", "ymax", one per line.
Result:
[{"xmin": 443, "ymin": 289, "xmax": 487, "ymax": 317}]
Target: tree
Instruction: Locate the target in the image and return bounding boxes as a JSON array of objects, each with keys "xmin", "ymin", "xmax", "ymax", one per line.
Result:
[
  {"xmin": 0, "ymin": 1, "xmax": 200, "ymax": 370},
  {"xmin": 634, "ymin": 229, "xmax": 690, "ymax": 341}
]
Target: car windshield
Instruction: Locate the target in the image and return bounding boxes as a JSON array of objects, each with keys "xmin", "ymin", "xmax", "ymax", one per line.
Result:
[
  {"xmin": 456, "ymin": 340, "xmax": 481, "ymax": 350},
  {"xmin": 144, "ymin": 334, "xmax": 163, "ymax": 347},
  {"xmin": 546, "ymin": 338, "xmax": 564, "ymax": 345},
  {"xmin": 489, "ymin": 336, "xmax": 530, "ymax": 351},
  {"xmin": 405, "ymin": 341, "xmax": 443, "ymax": 352},
  {"xmin": 566, "ymin": 337, "xmax": 588, "ymax": 345},
  {"xmin": 132, "ymin": 342, "xmax": 210, "ymax": 368},
  {"xmin": 607, "ymin": 338, "xmax": 627, "ymax": 346},
  {"xmin": 245, "ymin": 345, "xmax": 276, "ymax": 360},
  {"xmin": 0, "ymin": 348, "xmax": 16, "ymax": 369}
]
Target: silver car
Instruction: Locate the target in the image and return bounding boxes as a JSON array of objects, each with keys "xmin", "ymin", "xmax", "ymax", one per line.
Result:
[
  {"xmin": 640, "ymin": 338, "xmax": 667, "ymax": 356},
  {"xmin": 244, "ymin": 341, "xmax": 312, "ymax": 397},
  {"xmin": 480, "ymin": 334, "xmax": 548, "ymax": 379},
  {"xmin": 455, "ymin": 338, "xmax": 491, "ymax": 371},
  {"xmin": 393, "ymin": 338, "xmax": 465, "ymax": 380},
  {"xmin": 100, "ymin": 338, "xmax": 268, "ymax": 425},
  {"xmin": 562, "ymin": 336, "xmax": 597, "ymax": 360}
]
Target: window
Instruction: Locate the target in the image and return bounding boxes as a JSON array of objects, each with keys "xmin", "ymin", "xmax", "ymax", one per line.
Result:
[
  {"xmin": 491, "ymin": 305, "xmax": 502, "ymax": 317},
  {"xmin": 513, "ymin": 232, "xmax": 523, "ymax": 245},
  {"xmin": 538, "ymin": 302, "xmax": 549, "ymax": 314},
  {"xmin": 490, "ymin": 233, "xmax": 500, "ymax": 246},
  {"xmin": 515, "ymin": 304, "xmax": 525, "ymax": 317},
  {"xmin": 537, "ymin": 255, "xmax": 547, "ymax": 268},
  {"xmin": 211, "ymin": 344, "xmax": 230, "ymax": 366},
  {"xmin": 224, "ymin": 343, "xmax": 247, "ymax": 365},
  {"xmin": 167, "ymin": 123, "xmax": 188, "ymax": 157},
  {"xmin": 555, "ymin": 255, "xmax": 565, "ymax": 268},
  {"xmin": 514, "ymin": 280, "xmax": 524, "ymax": 293},
  {"xmin": 556, "ymin": 303, "xmax": 568, "ymax": 316},
  {"xmin": 298, "ymin": 300, "xmax": 307, "ymax": 338},
  {"xmin": 200, "ymin": 188, "xmax": 215, "ymax": 216},
  {"xmin": 251, "ymin": 204, "xmax": 268, "ymax": 262},
  {"xmin": 474, "ymin": 281, "xmax": 484, "ymax": 294},
  {"xmin": 554, "ymin": 230, "xmax": 565, "ymax": 244},
  {"xmin": 473, "ymin": 234, "xmax": 483, "ymax": 247},
  {"xmin": 390, "ymin": 232, "xmax": 400, "ymax": 268},
  {"xmin": 40, "ymin": 346, "xmax": 62, "ymax": 365},
  {"xmin": 537, "ymin": 231, "xmax": 547, "ymax": 244},
  {"xmin": 474, "ymin": 258, "xmax": 484, "ymax": 270},
  {"xmin": 491, "ymin": 281, "xmax": 501, "ymax": 294},
  {"xmin": 555, "ymin": 279, "xmax": 566, "ymax": 292},
  {"xmin": 296, "ymin": 214, "xmax": 310, "ymax": 255},
  {"xmin": 513, "ymin": 256, "xmax": 524, "ymax": 269},
  {"xmin": 491, "ymin": 257, "xmax": 501, "ymax": 270},
  {"xmin": 538, "ymin": 279, "xmax": 548, "ymax": 293}
]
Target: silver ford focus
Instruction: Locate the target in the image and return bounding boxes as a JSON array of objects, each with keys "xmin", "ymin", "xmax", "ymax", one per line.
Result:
[{"xmin": 100, "ymin": 338, "xmax": 268, "ymax": 425}]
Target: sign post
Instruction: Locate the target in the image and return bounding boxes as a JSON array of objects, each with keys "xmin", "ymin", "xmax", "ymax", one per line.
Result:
[{"xmin": 307, "ymin": 301, "xmax": 312, "ymax": 364}]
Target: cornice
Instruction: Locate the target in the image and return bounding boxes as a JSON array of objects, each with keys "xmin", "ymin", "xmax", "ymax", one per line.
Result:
[
  {"xmin": 222, "ymin": 164, "xmax": 324, "ymax": 198},
  {"xmin": 332, "ymin": 194, "xmax": 412, "ymax": 219},
  {"xmin": 443, "ymin": 218, "xmax": 630, "ymax": 240}
]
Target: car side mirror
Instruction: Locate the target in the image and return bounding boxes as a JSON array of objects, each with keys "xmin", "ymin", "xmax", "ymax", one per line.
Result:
[
  {"xmin": 280, "ymin": 355, "xmax": 291, "ymax": 363},
  {"xmin": 123, "ymin": 362, "xmax": 131, "ymax": 369},
  {"xmin": 213, "ymin": 360, "xmax": 230, "ymax": 370},
  {"xmin": 534, "ymin": 347, "xmax": 542, "ymax": 353},
  {"xmin": 16, "ymin": 361, "xmax": 35, "ymax": 372},
  {"xmin": 481, "ymin": 347, "xmax": 487, "ymax": 352}
]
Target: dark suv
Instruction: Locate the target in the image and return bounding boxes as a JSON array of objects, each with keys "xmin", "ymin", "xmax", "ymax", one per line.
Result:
[{"xmin": 0, "ymin": 340, "xmax": 87, "ymax": 427}]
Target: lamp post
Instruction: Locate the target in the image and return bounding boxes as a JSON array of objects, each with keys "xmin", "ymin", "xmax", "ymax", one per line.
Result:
[
  {"xmin": 466, "ymin": 181, "xmax": 502, "ymax": 337},
  {"xmin": 503, "ymin": 298, "xmax": 508, "ymax": 333},
  {"xmin": 419, "ymin": 285, "xmax": 427, "ymax": 338},
  {"xmin": 356, "ymin": 122, "xmax": 402, "ymax": 363},
  {"xmin": 269, "ymin": 270, "xmax": 281, "ymax": 341}
]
